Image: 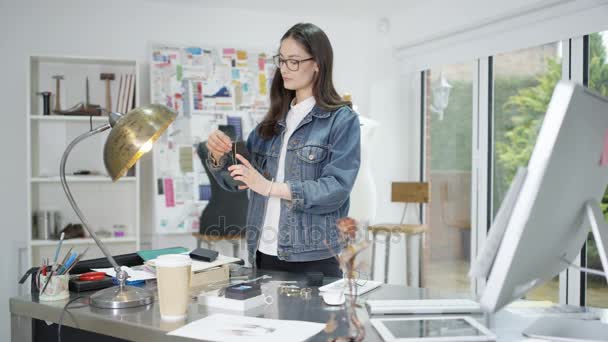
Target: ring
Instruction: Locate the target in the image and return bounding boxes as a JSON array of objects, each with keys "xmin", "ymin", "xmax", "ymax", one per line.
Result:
[{"xmin": 300, "ymin": 288, "xmax": 312, "ymax": 299}]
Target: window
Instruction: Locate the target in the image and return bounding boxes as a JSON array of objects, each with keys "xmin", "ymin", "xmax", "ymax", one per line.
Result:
[
  {"xmin": 492, "ymin": 42, "xmax": 562, "ymax": 302},
  {"xmin": 423, "ymin": 63, "xmax": 474, "ymax": 294},
  {"xmin": 585, "ymin": 31, "xmax": 608, "ymax": 308}
]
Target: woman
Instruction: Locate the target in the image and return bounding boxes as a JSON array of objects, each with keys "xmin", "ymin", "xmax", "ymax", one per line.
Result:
[{"xmin": 205, "ymin": 23, "xmax": 360, "ymax": 277}]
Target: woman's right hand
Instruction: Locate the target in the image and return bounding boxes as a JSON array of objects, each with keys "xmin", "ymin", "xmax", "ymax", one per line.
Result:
[{"xmin": 206, "ymin": 130, "xmax": 233, "ymax": 161}]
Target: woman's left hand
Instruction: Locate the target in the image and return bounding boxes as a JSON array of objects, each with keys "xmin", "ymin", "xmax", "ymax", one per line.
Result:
[{"xmin": 228, "ymin": 154, "xmax": 272, "ymax": 194}]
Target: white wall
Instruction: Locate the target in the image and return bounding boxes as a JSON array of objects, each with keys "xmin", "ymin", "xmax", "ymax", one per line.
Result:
[
  {"xmin": 390, "ymin": 0, "xmax": 608, "ymax": 70},
  {"xmin": 0, "ymin": 0, "xmax": 378, "ymax": 339}
]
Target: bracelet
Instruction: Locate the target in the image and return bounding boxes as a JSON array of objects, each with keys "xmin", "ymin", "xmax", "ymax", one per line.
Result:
[
  {"xmin": 208, "ymin": 154, "xmax": 221, "ymax": 167},
  {"xmin": 266, "ymin": 178, "xmax": 275, "ymax": 197}
]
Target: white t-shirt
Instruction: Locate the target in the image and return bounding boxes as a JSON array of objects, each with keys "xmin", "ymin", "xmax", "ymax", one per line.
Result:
[{"xmin": 257, "ymin": 96, "xmax": 316, "ymax": 256}]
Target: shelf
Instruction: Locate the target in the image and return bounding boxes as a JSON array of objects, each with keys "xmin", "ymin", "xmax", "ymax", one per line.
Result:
[
  {"xmin": 31, "ymin": 55, "xmax": 136, "ymax": 66},
  {"xmin": 31, "ymin": 176, "xmax": 136, "ymax": 183},
  {"xmin": 30, "ymin": 237, "xmax": 137, "ymax": 246},
  {"xmin": 157, "ymin": 231, "xmax": 198, "ymax": 236},
  {"xmin": 30, "ymin": 115, "xmax": 109, "ymax": 123}
]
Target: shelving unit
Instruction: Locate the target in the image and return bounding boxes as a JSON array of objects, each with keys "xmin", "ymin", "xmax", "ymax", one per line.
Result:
[
  {"xmin": 30, "ymin": 237, "xmax": 137, "ymax": 247},
  {"xmin": 25, "ymin": 55, "xmax": 140, "ymax": 270},
  {"xmin": 30, "ymin": 115, "xmax": 109, "ymax": 123},
  {"xmin": 31, "ymin": 176, "xmax": 136, "ymax": 183}
]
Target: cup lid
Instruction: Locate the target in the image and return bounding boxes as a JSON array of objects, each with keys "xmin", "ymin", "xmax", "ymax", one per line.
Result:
[{"xmin": 155, "ymin": 254, "xmax": 192, "ymax": 267}]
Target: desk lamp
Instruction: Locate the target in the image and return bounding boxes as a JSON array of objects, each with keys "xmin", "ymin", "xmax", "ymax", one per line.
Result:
[{"xmin": 60, "ymin": 104, "xmax": 176, "ymax": 308}]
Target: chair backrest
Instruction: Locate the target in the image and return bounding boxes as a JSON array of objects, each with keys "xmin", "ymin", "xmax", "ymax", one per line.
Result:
[
  {"xmin": 196, "ymin": 142, "xmax": 248, "ymax": 237},
  {"xmin": 391, "ymin": 182, "xmax": 429, "ymax": 204}
]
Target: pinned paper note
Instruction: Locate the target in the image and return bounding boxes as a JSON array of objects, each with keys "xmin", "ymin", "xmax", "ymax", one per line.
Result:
[
  {"xmin": 237, "ymin": 50, "xmax": 248, "ymax": 61},
  {"xmin": 164, "ymin": 178, "xmax": 175, "ymax": 207},
  {"xmin": 176, "ymin": 65, "xmax": 183, "ymax": 81},
  {"xmin": 232, "ymin": 69, "xmax": 240, "ymax": 80},
  {"xmin": 601, "ymin": 129, "xmax": 608, "ymax": 166},
  {"xmin": 179, "ymin": 146, "xmax": 193, "ymax": 173},
  {"xmin": 259, "ymin": 74, "xmax": 267, "ymax": 95}
]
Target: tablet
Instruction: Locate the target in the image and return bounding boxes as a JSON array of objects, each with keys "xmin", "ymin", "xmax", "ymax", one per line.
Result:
[{"xmin": 370, "ymin": 316, "xmax": 495, "ymax": 342}]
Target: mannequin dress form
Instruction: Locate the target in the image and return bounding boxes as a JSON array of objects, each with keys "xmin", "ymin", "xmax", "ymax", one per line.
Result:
[
  {"xmin": 349, "ymin": 114, "xmax": 379, "ymax": 226},
  {"xmin": 343, "ymin": 94, "xmax": 380, "ymax": 235}
]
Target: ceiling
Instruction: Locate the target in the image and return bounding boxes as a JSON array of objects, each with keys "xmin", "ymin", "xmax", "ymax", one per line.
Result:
[{"xmin": 143, "ymin": 0, "xmax": 423, "ymax": 16}]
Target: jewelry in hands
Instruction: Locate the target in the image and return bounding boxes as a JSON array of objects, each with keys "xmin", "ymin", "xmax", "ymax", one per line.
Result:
[{"xmin": 266, "ymin": 178, "xmax": 275, "ymax": 197}]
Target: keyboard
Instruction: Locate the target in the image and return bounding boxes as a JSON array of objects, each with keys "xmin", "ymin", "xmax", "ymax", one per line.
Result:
[{"xmin": 366, "ymin": 299, "xmax": 482, "ymax": 315}]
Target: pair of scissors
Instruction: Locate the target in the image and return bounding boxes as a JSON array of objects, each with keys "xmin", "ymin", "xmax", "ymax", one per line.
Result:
[{"xmin": 78, "ymin": 272, "xmax": 107, "ymax": 281}]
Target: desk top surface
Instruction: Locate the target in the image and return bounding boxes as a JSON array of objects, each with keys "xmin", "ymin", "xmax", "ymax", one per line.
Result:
[{"xmin": 9, "ymin": 269, "xmax": 603, "ymax": 342}]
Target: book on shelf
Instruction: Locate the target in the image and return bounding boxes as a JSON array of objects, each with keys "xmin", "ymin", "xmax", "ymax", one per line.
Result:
[{"xmin": 115, "ymin": 73, "xmax": 135, "ymax": 113}]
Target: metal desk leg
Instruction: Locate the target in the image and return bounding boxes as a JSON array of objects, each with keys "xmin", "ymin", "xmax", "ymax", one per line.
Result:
[
  {"xmin": 384, "ymin": 233, "xmax": 391, "ymax": 284},
  {"xmin": 12, "ymin": 312, "xmax": 32, "ymax": 342},
  {"xmin": 371, "ymin": 231, "xmax": 377, "ymax": 280},
  {"xmin": 404, "ymin": 234, "xmax": 410, "ymax": 286},
  {"xmin": 406, "ymin": 233, "xmax": 422, "ymax": 287},
  {"xmin": 230, "ymin": 239, "xmax": 240, "ymax": 258},
  {"xmin": 206, "ymin": 240, "xmax": 215, "ymax": 251}
]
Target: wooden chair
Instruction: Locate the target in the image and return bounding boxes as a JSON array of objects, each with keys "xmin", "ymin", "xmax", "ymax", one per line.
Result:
[
  {"xmin": 368, "ymin": 182, "xmax": 429, "ymax": 286},
  {"xmin": 192, "ymin": 232, "xmax": 242, "ymax": 257},
  {"xmin": 192, "ymin": 142, "xmax": 247, "ymax": 258}
]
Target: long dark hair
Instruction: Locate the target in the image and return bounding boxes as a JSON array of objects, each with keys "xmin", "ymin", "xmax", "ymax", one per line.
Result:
[{"xmin": 258, "ymin": 23, "xmax": 351, "ymax": 138}]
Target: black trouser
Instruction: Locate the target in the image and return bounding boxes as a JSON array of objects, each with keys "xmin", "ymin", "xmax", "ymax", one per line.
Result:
[{"xmin": 256, "ymin": 251, "xmax": 343, "ymax": 278}]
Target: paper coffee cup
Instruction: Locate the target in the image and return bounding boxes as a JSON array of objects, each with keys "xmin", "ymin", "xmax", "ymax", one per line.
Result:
[{"xmin": 156, "ymin": 254, "xmax": 192, "ymax": 321}]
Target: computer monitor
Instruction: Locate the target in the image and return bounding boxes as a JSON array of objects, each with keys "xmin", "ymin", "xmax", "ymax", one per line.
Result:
[{"xmin": 472, "ymin": 81, "xmax": 608, "ymax": 314}]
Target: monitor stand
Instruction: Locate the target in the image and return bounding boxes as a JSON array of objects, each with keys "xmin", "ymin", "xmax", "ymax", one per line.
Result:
[
  {"xmin": 523, "ymin": 317, "xmax": 608, "ymax": 341},
  {"xmin": 563, "ymin": 200, "xmax": 608, "ymax": 283},
  {"xmin": 523, "ymin": 199, "xmax": 608, "ymax": 341}
]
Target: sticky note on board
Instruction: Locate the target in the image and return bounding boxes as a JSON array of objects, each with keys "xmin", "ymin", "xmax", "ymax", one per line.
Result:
[
  {"xmin": 223, "ymin": 48, "xmax": 236, "ymax": 56},
  {"xmin": 179, "ymin": 147, "xmax": 194, "ymax": 173},
  {"xmin": 164, "ymin": 178, "xmax": 175, "ymax": 207},
  {"xmin": 185, "ymin": 47, "xmax": 202, "ymax": 55},
  {"xmin": 236, "ymin": 50, "xmax": 248, "ymax": 60},
  {"xmin": 157, "ymin": 178, "xmax": 164, "ymax": 195},
  {"xmin": 232, "ymin": 69, "xmax": 240, "ymax": 80},
  {"xmin": 259, "ymin": 74, "xmax": 267, "ymax": 95},
  {"xmin": 601, "ymin": 129, "xmax": 608, "ymax": 166},
  {"xmin": 258, "ymin": 57, "xmax": 265, "ymax": 71},
  {"xmin": 176, "ymin": 65, "xmax": 183, "ymax": 81}
]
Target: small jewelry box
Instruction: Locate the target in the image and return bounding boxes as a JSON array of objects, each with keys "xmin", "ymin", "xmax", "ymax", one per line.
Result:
[{"xmin": 225, "ymin": 283, "xmax": 261, "ymax": 300}]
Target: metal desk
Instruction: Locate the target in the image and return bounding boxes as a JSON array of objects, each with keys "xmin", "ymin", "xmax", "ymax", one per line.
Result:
[{"xmin": 8, "ymin": 270, "xmax": 588, "ymax": 341}]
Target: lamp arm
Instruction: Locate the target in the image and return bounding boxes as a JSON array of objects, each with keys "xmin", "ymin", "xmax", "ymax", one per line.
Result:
[{"xmin": 60, "ymin": 123, "xmax": 124, "ymax": 278}]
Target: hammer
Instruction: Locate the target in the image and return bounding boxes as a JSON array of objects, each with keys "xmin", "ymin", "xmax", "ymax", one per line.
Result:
[
  {"xmin": 100, "ymin": 73, "xmax": 115, "ymax": 113},
  {"xmin": 52, "ymin": 75, "xmax": 64, "ymax": 112}
]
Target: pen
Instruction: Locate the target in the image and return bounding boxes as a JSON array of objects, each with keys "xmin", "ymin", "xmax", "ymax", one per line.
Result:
[
  {"xmin": 62, "ymin": 247, "xmax": 89, "ymax": 275},
  {"xmin": 53, "ymin": 232, "xmax": 65, "ymax": 265},
  {"xmin": 59, "ymin": 251, "xmax": 78, "ymax": 275},
  {"xmin": 56, "ymin": 247, "xmax": 73, "ymax": 273},
  {"xmin": 40, "ymin": 257, "xmax": 54, "ymax": 295}
]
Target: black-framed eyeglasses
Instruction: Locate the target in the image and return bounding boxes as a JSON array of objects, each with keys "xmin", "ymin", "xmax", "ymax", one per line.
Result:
[{"xmin": 273, "ymin": 55, "xmax": 314, "ymax": 72}]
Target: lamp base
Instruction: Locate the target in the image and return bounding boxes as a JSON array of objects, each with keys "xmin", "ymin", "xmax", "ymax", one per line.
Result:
[{"xmin": 90, "ymin": 285, "xmax": 154, "ymax": 309}]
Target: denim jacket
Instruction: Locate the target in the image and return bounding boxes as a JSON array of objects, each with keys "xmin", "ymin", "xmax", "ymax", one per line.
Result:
[{"xmin": 206, "ymin": 104, "xmax": 361, "ymax": 266}]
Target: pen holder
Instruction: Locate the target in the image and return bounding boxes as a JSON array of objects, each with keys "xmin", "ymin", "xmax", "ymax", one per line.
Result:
[{"xmin": 39, "ymin": 273, "xmax": 70, "ymax": 301}]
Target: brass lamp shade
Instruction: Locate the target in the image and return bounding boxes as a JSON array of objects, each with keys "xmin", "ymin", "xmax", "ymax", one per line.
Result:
[{"xmin": 104, "ymin": 104, "xmax": 176, "ymax": 181}]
